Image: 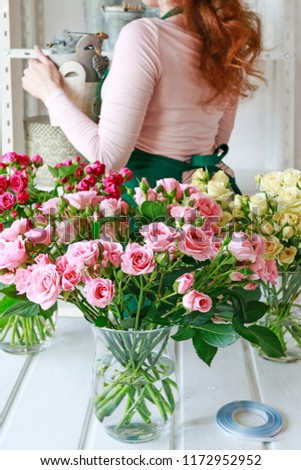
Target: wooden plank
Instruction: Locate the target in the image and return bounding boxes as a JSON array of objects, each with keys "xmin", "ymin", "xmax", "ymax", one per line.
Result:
[
  {"xmin": 174, "ymin": 340, "xmax": 264, "ymax": 450},
  {"xmin": 249, "ymin": 344, "xmax": 301, "ymax": 450},
  {"xmin": 0, "ymin": 352, "xmax": 31, "ymax": 427},
  {"xmin": 1, "ymin": 318, "xmax": 94, "ymax": 449}
]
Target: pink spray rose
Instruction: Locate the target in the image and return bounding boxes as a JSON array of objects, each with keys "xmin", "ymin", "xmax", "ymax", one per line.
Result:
[
  {"xmin": 84, "ymin": 278, "xmax": 115, "ymax": 308},
  {"xmin": 26, "ymin": 264, "xmax": 60, "ymax": 310},
  {"xmin": 0, "ymin": 192, "xmax": 16, "ymax": 210},
  {"xmin": 64, "ymin": 191, "xmax": 102, "ymax": 210},
  {"xmin": 175, "ymin": 273, "xmax": 194, "ymax": 294},
  {"xmin": 66, "ymin": 241, "xmax": 99, "ymax": 268},
  {"xmin": 14, "ymin": 268, "xmax": 31, "ymax": 294},
  {"xmin": 228, "ymin": 232, "xmax": 257, "ymax": 263},
  {"xmin": 40, "ymin": 197, "xmax": 60, "ymax": 215},
  {"xmin": 191, "ymin": 193, "xmax": 223, "ymax": 218},
  {"xmin": 121, "ymin": 243, "xmax": 155, "ymax": 275},
  {"xmin": 140, "ymin": 222, "xmax": 179, "ymax": 252},
  {"xmin": 178, "ymin": 224, "xmax": 214, "ymax": 261},
  {"xmin": 61, "ymin": 267, "xmax": 82, "ymax": 291},
  {"xmin": 9, "ymin": 173, "xmax": 28, "ymax": 193},
  {"xmin": 182, "ymin": 290, "xmax": 213, "ymax": 313},
  {"xmin": 101, "ymin": 241, "xmax": 123, "ymax": 267},
  {"xmin": 0, "ymin": 175, "xmax": 8, "ymax": 194}
]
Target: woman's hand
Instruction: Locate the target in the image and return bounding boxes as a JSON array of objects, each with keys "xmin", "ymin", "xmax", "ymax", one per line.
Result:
[{"xmin": 22, "ymin": 46, "xmax": 64, "ymax": 103}]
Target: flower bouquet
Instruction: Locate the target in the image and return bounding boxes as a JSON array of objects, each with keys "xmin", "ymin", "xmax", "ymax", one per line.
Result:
[
  {"xmin": 192, "ymin": 167, "xmax": 301, "ymax": 361},
  {"xmin": 0, "ymin": 169, "xmax": 285, "ymax": 440}
]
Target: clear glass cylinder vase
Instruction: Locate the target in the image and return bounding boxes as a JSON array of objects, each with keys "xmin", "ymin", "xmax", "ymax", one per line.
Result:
[
  {"xmin": 91, "ymin": 327, "xmax": 178, "ymax": 443},
  {"xmin": 259, "ymin": 271, "xmax": 301, "ymax": 362},
  {"xmin": 0, "ymin": 305, "xmax": 58, "ymax": 355}
]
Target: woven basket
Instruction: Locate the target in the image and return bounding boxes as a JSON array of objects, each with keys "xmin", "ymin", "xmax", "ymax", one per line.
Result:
[{"xmin": 24, "ymin": 115, "xmax": 88, "ymax": 188}]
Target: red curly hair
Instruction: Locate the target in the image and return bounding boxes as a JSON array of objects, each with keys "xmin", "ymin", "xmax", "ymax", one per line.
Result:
[{"xmin": 182, "ymin": 0, "xmax": 264, "ymax": 103}]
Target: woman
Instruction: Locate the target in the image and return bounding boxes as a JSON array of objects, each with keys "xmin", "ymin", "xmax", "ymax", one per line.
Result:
[{"xmin": 22, "ymin": 0, "xmax": 264, "ymax": 191}]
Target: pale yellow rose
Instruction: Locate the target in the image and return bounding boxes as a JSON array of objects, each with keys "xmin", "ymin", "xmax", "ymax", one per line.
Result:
[
  {"xmin": 277, "ymin": 246, "xmax": 297, "ymax": 265},
  {"xmin": 260, "ymin": 221, "xmax": 274, "ymax": 235},
  {"xmin": 259, "ymin": 171, "xmax": 283, "ymax": 195},
  {"xmin": 232, "ymin": 208, "xmax": 245, "ymax": 218},
  {"xmin": 282, "ymin": 168, "xmax": 301, "ymax": 187},
  {"xmin": 249, "ymin": 193, "xmax": 268, "ymax": 216},
  {"xmin": 282, "ymin": 226, "xmax": 295, "ymax": 239},
  {"xmin": 264, "ymin": 235, "xmax": 283, "ymax": 259},
  {"xmin": 218, "ymin": 211, "xmax": 233, "ymax": 228},
  {"xmin": 277, "ymin": 186, "xmax": 301, "ymax": 212},
  {"xmin": 211, "ymin": 170, "xmax": 230, "ymax": 185},
  {"xmin": 207, "ymin": 181, "xmax": 233, "ymax": 201},
  {"xmin": 232, "ymin": 194, "xmax": 244, "ymax": 210},
  {"xmin": 192, "ymin": 168, "xmax": 208, "ymax": 183}
]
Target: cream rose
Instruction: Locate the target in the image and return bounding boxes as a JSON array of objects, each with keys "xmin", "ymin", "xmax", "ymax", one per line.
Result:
[
  {"xmin": 249, "ymin": 193, "xmax": 268, "ymax": 216},
  {"xmin": 259, "ymin": 171, "xmax": 283, "ymax": 195},
  {"xmin": 277, "ymin": 246, "xmax": 297, "ymax": 265},
  {"xmin": 260, "ymin": 222, "xmax": 274, "ymax": 235},
  {"xmin": 211, "ymin": 170, "xmax": 230, "ymax": 185},
  {"xmin": 264, "ymin": 235, "xmax": 283, "ymax": 259},
  {"xmin": 282, "ymin": 168, "xmax": 301, "ymax": 186},
  {"xmin": 274, "ymin": 212, "xmax": 299, "ymax": 227},
  {"xmin": 207, "ymin": 181, "xmax": 233, "ymax": 201},
  {"xmin": 282, "ymin": 226, "xmax": 295, "ymax": 239},
  {"xmin": 277, "ymin": 187, "xmax": 301, "ymax": 212}
]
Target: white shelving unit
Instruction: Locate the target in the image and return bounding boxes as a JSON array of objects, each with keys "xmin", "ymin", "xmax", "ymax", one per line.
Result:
[{"xmin": 0, "ymin": 0, "xmax": 296, "ymax": 183}]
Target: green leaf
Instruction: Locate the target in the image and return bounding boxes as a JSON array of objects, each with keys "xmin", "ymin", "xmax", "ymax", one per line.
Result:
[
  {"xmin": 119, "ymin": 318, "xmax": 136, "ymax": 329},
  {"xmin": 243, "ymin": 300, "xmax": 269, "ymax": 323},
  {"xmin": 57, "ymin": 165, "xmax": 79, "ymax": 178},
  {"xmin": 2, "ymin": 300, "xmax": 40, "ymax": 318},
  {"xmin": 233, "ymin": 318, "xmax": 285, "ymax": 358},
  {"xmin": 192, "ymin": 332, "xmax": 217, "ymax": 366},
  {"xmin": 172, "ymin": 326, "xmax": 195, "ymax": 342},
  {"xmin": 92, "ymin": 221, "xmax": 101, "ymax": 239},
  {"xmin": 231, "ymin": 286, "xmax": 261, "ymax": 302},
  {"xmin": 0, "ymin": 295, "xmax": 19, "ymax": 313},
  {"xmin": 47, "ymin": 165, "xmax": 59, "ymax": 178},
  {"xmin": 199, "ymin": 323, "xmax": 240, "ymax": 347},
  {"xmin": 94, "ymin": 316, "xmax": 108, "ymax": 327},
  {"xmin": 0, "ymin": 285, "xmax": 27, "ymax": 301},
  {"xmin": 140, "ymin": 201, "xmax": 167, "ymax": 220}
]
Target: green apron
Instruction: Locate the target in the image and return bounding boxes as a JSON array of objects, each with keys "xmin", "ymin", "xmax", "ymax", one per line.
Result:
[{"xmin": 99, "ymin": 7, "xmax": 242, "ymax": 195}]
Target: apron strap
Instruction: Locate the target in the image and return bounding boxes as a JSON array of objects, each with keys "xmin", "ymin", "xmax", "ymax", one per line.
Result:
[{"xmin": 183, "ymin": 144, "xmax": 229, "ymax": 171}]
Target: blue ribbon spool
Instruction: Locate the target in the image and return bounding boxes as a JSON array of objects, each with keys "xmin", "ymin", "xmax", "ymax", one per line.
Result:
[{"xmin": 216, "ymin": 400, "xmax": 283, "ymax": 441}]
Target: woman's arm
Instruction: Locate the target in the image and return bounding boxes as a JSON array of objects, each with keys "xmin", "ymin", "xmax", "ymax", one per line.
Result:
[{"xmin": 22, "ymin": 21, "xmax": 160, "ymax": 169}]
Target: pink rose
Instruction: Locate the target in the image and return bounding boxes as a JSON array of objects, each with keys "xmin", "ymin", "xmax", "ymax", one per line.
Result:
[
  {"xmin": 134, "ymin": 187, "xmax": 157, "ymax": 205},
  {"xmin": 182, "ymin": 290, "xmax": 213, "ymax": 313},
  {"xmin": 0, "ymin": 175, "xmax": 8, "ymax": 194},
  {"xmin": 14, "ymin": 268, "xmax": 31, "ymax": 294},
  {"xmin": 101, "ymin": 241, "xmax": 123, "ymax": 267},
  {"xmin": 40, "ymin": 197, "xmax": 60, "ymax": 215},
  {"xmin": 156, "ymin": 178, "xmax": 183, "ymax": 200},
  {"xmin": 0, "ymin": 272, "xmax": 15, "ymax": 285},
  {"xmin": 61, "ymin": 267, "xmax": 81, "ymax": 291},
  {"xmin": 178, "ymin": 224, "xmax": 214, "ymax": 261},
  {"xmin": 99, "ymin": 198, "xmax": 128, "ymax": 217},
  {"xmin": 265, "ymin": 260, "xmax": 278, "ymax": 284},
  {"xmin": 244, "ymin": 282, "xmax": 258, "ymax": 291},
  {"xmin": 169, "ymin": 205, "xmax": 197, "ymax": 224},
  {"xmin": 0, "ymin": 218, "xmax": 29, "ymax": 241},
  {"xmin": 25, "ymin": 225, "xmax": 52, "ymax": 245},
  {"xmin": 84, "ymin": 278, "xmax": 115, "ymax": 308},
  {"xmin": 121, "ymin": 243, "xmax": 155, "ymax": 275},
  {"xmin": 31, "ymin": 154, "xmax": 44, "ymax": 167},
  {"xmin": 66, "ymin": 241, "xmax": 99, "ymax": 268},
  {"xmin": 191, "ymin": 194, "xmax": 222, "ymax": 218},
  {"xmin": 64, "ymin": 191, "xmax": 102, "ymax": 210},
  {"xmin": 103, "ymin": 182, "xmax": 121, "ymax": 199},
  {"xmin": 85, "ymin": 161, "xmax": 105, "ymax": 176},
  {"xmin": 9, "ymin": 173, "xmax": 28, "ymax": 193},
  {"xmin": 56, "ymin": 255, "xmax": 71, "ymax": 274},
  {"xmin": 119, "ymin": 167, "xmax": 133, "ymax": 182},
  {"xmin": 250, "ymin": 233, "xmax": 266, "ymax": 256},
  {"xmin": 175, "ymin": 273, "xmax": 194, "ymax": 294},
  {"xmin": 228, "ymin": 232, "xmax": 257, "ymax": 263},
  {"xmin": 140, "ymin": 222, "xmax": 178, "ymax": 252},
  {"xmin": 26, "ymin": 264, "xmax": 60, "ymax": 310},
  {"xmin": 0, "ymin": 192, "xmax": 16, "ymax": 210},
  {"xmin": 0, "ymin": 236, "xmax": 28, "ymax": 269},
  {"xmin": 1, "ymin": 152, "xmax": 17, "ymax": 164},
  {"xmin": 35, "ymin": 254, "xmax": 52, "ymax": 265},
  {"xmin": 229, "ymin": 271, "xmax": 247, "ymax": 281}
]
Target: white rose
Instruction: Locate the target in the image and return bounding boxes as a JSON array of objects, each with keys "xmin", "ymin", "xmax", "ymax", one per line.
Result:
[
  {"xmin": 259, "ymin": 171, "xmax": 284, "ymax": 195},
  {"xmin": 249, "ymin": 193, "xmax": 268, "ymax": 216}
]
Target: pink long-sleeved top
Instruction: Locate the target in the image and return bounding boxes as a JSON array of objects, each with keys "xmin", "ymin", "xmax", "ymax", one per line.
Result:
[{"xmin": 45, "ymin": 16, "xmax": 237, "ymax": 171}]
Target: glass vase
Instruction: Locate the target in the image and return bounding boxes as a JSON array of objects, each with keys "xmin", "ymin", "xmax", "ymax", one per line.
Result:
[
  {"xmin": 258, "ymin": 271, "xmax": 301, "ymax": 362},
  {"xmin": 92, "ymin": 327, "xmax": 178, "ymax": 443},
  {"xmin": 0, "ymin": 306, "xmax": 58, "ymax": 355}
]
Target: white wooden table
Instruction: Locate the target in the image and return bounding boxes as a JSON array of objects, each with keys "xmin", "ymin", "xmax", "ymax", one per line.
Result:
[{"xmin": 1, "ymin": 304, "xmax": 301, "ymax": 451}]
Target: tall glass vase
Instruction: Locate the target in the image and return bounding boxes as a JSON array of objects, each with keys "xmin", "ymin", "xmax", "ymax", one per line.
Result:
[
  {"xmin": 92, "ymin": 327, "xmax": 178, "ymax": 443},
  {"xmin": 258, "ymin": 271, "xmax": 301, "ymax": 362}
]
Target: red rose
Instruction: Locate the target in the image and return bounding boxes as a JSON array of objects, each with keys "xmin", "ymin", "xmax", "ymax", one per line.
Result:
[
  {"xmin": 9, "ymin": 173, "xmax": 28, "ymax": 193},
  {"xmin": 0, "ymin": 192, "xmax": 16, "ymax": 210},
  {"xmin": 31, "ymin": 154, "xmax": 44, "ymax": 167},
  {"xmin": 16, "ymin": 154, "xmax": 30, "ymax": 168},
  {"xmin": 0, "ymin": 175, "xmax": 8, "ymax": 194},
  {"xmin": 17, "ymin": 191, "xmax": 30, "ymax": 204}
]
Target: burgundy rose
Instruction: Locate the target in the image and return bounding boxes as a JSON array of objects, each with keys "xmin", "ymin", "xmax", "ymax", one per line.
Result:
[
  {"xmin": 0, "ymin": 192, "xmax": 16, "ymax": 210},
  {"xmin": 0, "ymin": 175, "xmax": 8, "ymax": 194},
  {"xmin": 31, "ymin": 154, "xmax": 44, "ymax": 167},
  {"xmin": 16, "ymin": 154, "xmax": 30, "ymax": 168},
  {"xmin": 9, "ymin": 173, "xmax": 28, "ymax": 193}
]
